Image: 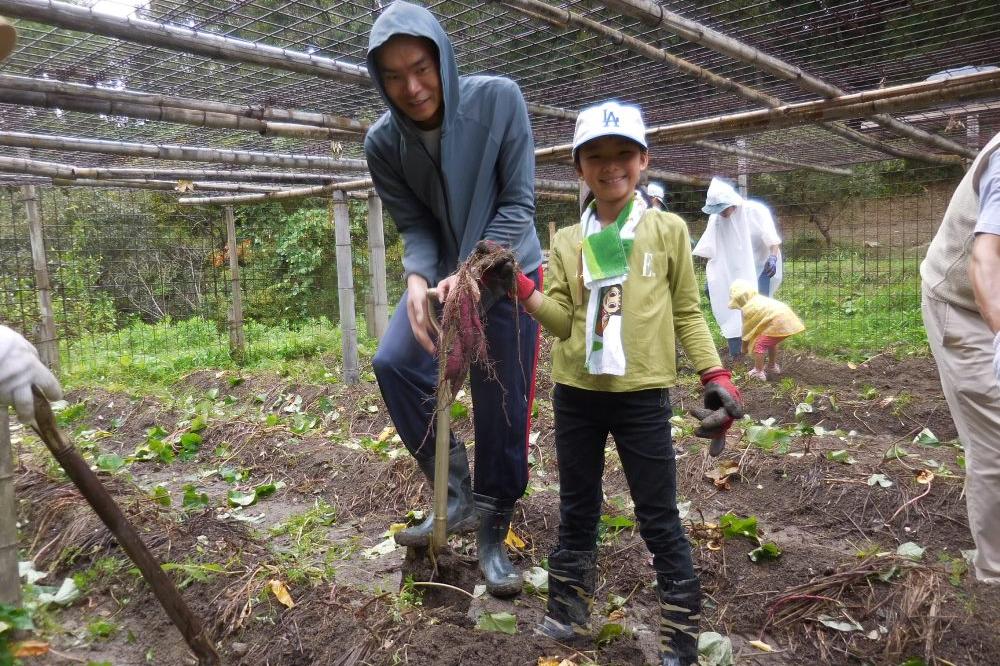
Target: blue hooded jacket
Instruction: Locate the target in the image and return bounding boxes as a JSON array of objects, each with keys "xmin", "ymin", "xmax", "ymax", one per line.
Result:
[{"xmin": 364, "ymin": 0, "xmax": 542, "ymax": 286}]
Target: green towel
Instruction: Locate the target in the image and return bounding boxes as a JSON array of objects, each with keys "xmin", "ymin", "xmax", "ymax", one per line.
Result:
[{"xmin": 581, "ymin": 200, "xmax": 634, "ymax": 281}]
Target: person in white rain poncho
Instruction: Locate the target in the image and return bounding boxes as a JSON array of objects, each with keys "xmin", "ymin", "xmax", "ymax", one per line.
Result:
[{"xmin": 693, "ymin": 178, "xmax": 782, "ymax": 361}]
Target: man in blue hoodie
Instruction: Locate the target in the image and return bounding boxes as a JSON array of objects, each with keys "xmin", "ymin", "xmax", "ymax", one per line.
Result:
[{"xmin": 365, "ymin": 0, "xmax": 542, "ymax": 598}]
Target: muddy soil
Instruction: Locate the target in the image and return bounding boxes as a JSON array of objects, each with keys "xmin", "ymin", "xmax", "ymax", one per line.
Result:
[{"xmin": 8, "ymin": 347, "xmax": 995, "ymax": 666}]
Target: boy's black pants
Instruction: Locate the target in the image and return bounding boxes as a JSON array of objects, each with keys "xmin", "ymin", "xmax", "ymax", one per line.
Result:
[{"xmin": 553, "ymin": 383, "xmax": 694, "ymax": 581}]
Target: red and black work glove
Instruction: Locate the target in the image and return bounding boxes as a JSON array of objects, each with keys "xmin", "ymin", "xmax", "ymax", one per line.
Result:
[
  {"xmin": 473, "ymin": 240, "xmax": 536, "ymax": 306},
  {"xmin": 691, "ymin": 368, "xmax": 744, "ymax": 457}
]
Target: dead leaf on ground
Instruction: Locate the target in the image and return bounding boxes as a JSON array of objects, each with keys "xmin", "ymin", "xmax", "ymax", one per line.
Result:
[
  {"xmin": 269, "ymin": 579, "xmax": 295, "ymax": 608},
  {"xmin": 704, "ymin": 460, "xmax": 740, "ymax": 489},
  {"xmin": 749, "ymin": 640, "xmax": 774, "ymax": 652},
  {"xmin": 505, "ymin": 527, "xmax": 526, "ymax": 550},
  {"xmin": 915, "ymin": 469, "xmax": 935, "ymax": 484},
  {"xmin": 13, "ymin": 641, "xmax": 50, "ymax": 657}
]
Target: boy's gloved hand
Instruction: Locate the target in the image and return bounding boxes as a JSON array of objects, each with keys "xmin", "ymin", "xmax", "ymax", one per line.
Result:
[
  {"xmin": 0, "ymin": 325, "xmax": 63, "ymax": 426},
  {"xmin": 763, "ymin": 255, "xmax": 778, "ymax": 278},
  {"xmin": 474, "ymin": 240, "xmax": 535, "ymax": 303},
  {"xmin": 692, "ymin": 368, "xmax": 743, "ymax": 456}
]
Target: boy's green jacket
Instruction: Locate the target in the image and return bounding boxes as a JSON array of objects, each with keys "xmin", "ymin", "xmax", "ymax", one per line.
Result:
[{"xmin": 533, "ymin": 209, "xmax": 721, "ymax": 392}]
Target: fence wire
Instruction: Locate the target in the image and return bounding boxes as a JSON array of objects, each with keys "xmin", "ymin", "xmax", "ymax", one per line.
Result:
[{"xmin": 0, "ymin": 163, "xmax": 963, "ymax": 377}]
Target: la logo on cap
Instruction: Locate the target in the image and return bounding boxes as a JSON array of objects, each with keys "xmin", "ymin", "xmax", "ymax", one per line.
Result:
[{"xmin": 603, "ymin": 109, "xmax": 620, "ymax": 127}]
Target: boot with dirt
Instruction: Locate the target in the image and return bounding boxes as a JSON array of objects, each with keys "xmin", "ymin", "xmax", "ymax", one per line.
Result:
[
  {"xmin": 474, "ymin": 494, "xmax": 522, "ymax": 597},
  {"xmin": 394, "ymin": 443, "xmax": 477, "ymax": 547},
  {"xmin": 656, "ymin": 576, "xmax": 701, "ymax": 666},
  {"xmin": 536, "ymin": 548, "xmax": 597, "ymax": 642}
]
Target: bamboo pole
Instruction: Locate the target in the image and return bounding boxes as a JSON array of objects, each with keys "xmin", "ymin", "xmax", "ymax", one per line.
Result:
[
  {"xmin": 537, "ymin": 192, "xmax": 578, "ymax": 202},
  {"xmin": 29, "ymin": 389, "xmax": 220, "ymax": 665},
  {"xmin": 690, "ymin": 140, "xmax": 853, "ymax": 176},
  {"xmin": 505, "ymin": 0, "xmax": 960, "ymax": 166},
  {"xmin": 366, "ymin": 192, "xmax": 389, "ymax": 341},
  {"xmin": 49, "ymin": 178, "xmax": 285, "ymax": 193},
  {"xmin": 0, "ymin": 131, "xmax": 367, "ymax": 171},
  {"xmin": 535, "ymin": 69, "xmax": 1000, "ymax": 162},
  {"xmin": 0, "ymin": 73, "xmax": 368, "ymax": 133},
  {"xmin": 0, "ymin": 0, "xmax": 370, "ymax": 86},
  {"xmin": 598, "ymin": 0, "xmax": 977, "ymax": 159},
  {"xmin": 0, "ymin": 156, "xmax": 352, "ymax": 183},
  {"xmin": 178, "ymin": 177, "xmax": 373, "ymax": 205},
  {"xmin": 0, "ymin": 413, "xmax": 18, "ymax": 607},
  {"xmin": 332, "ymin": 192, "xmax": 359, "ymax": 385},
  {"xmin": 223, "ymin": 206, "xmax": 246, "ymax": 363},
  {"xmin": 21, "ymin": 185, "xmax": 58, "ymax": 372},
  {"xmin": 0, "ymin": 88, "xmax": 359, "ymax": 141}
]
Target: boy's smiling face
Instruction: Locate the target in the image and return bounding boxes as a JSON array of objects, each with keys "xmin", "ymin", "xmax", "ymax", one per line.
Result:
[{"xmin": 575, "ymin": 136, "xmax": 649, "ymax": 217}]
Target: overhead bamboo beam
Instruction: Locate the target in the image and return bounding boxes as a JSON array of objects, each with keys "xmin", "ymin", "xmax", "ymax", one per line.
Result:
[
  {"xmin": 48, "ymin": 178, "xmax": 285, "ymax": 193},
  {"xmin": 0, "ymin": 156, "xmax": 351, "ymax": 183},
  {"xmin": 503, "ymin": 0, "xmax": 957, "ymax": 166},
  {"xmin": 528, "ymin": 100, "xmax": 851, "ymax": 176},
  {"xmin": 0, "ymin": 131, "xmax": 368, "ymax": 170},
  {"xmin": 0, "ymin": 73, "xmax": 368, "ymax": 133},
  {"xmin": 0, "ymin": 88, "xmax": 358, "ymax": 141},
  {"xmin": 535, "ymin": 68, "xmax": 1000, "ymax": 162},
  {"xmin": 177, "ymin": 177, "xmax": 374, "ymax": 205},
  {"xmin": 599, "ymin": 0, "xmax": 977, "ymax": 159},
  {"xmin": 0, "ymin": 0, "xmax": 370, "ymax": 86}
]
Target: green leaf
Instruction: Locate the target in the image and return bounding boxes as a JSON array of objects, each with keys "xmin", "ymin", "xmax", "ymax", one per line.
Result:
[
  {"xmin": 748, "ymin": 542, "xmax": 782, "ymax": 562},
  {"xmin": 884, "ymin": 444, "xmax": 909, "ymax": 460},
  {"xmin": 795, "ymin": 402, "xmax": 814, "ymax": 416},
  {"xmin": 95, "ymin": 453, "xmax": 125, "ymax": 472},
  {"xmin": 475, "ymin": 611, "xmax": 517, "ymax": 634},
  {"xmin": 265, "ymin": 414, "xmax": 281, "ymax": 427},
  {"xmin": 289, "ymin": 413, "xmax": 318, "ymax": 434},
  {"xmin": 719, "ymin": 513, "xmax": 759, "ymax": 542},
  {"xmin": 596, "ymin": 622, "xmax": 625, "ymax": 646},
  {"xmin": 227, "ymin": 490, "xmax": 257, "ymax": 507},
  {"xmin": 522, "ymin": 566, "xmax": 548, "ymax": 594},
  {"xmin": 600, "ymin": 515, "xmax": 636, "ymax": 529},
  {"xmin": 0, "ymin": 605, "xmax": 34, "ymax": 633},
  {"xmin": 896, "ymin": 541, "xmax": 925, "ymax": 561},
  {"xmin": 181, "ymin": 484, "xmax": 209, "ymax": 509},
  {"xmin": 450, "ymin": 402, "xmax": 469, "ymax": 420},
  {"xmin": 150, "ymin": 485, "xmax": 171, "ymax": 507},
  {"xmin": 867, "ymin": 473, "xmax": 893, "ymax": 488},
  {"xmin": 189, "ymin": 415, "xmax": 208, "ymax": 432},
  {"xmin": 698, "ymin": 631, "xmax": 734, "ymax": 666},
  {"xmin": 913, "ymin": 428, "xmax": 940, "ymax": 447},
  {"xmin": 254, "ymin": 481, "xmax": 284, "ymax": 499},
  {"xmin": 825, "ymin": 449, "xmax": 857, "ymax": 465},
  {"xmin": 179, "ymin": 432, "xmax": 204, "ymax": 461},
  {"xmin": 897, "ymin": 659, "xmax": 927, "ymax": 666}
]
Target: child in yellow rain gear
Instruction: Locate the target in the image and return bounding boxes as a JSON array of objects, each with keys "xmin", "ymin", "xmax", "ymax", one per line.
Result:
[{"xmin": 729, "ymin": 279, "xmax": 804, "ymax": 381}]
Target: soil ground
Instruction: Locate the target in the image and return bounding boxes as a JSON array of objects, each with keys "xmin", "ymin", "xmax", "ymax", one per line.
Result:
[{"xmin": 6, "ymin": 340, "xmax": 997, "ymax": 666}]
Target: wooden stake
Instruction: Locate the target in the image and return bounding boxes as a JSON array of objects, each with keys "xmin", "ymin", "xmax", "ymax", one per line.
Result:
[
  {"xmin": 366, "ymin": 192, "xmax": 389, "ymax": 341},
  {"xmin": 30, "ymin": 388, "xmax": 220, "ymax": 665},
  {"xmin": 21, "ymin": 185, "xmax": 58, "ymax": 372},
  {"xmin": 332, "ymin": 192, "xmax": 359, "ymax": 385},
  {"xmin": 223, "ymin": 206, "xmax": 246, "ymax": 363},
  {"xmin": 0, "ymin": 414, "xmax": 19, "ymax": 607}
]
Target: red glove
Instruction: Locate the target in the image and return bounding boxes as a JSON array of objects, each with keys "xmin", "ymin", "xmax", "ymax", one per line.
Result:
[
  {"xmin": 514, "ymin": 272, "xmax": 536, "ymax": 301},
  {"xmin": 693, "ymin": 369, "xmax": 744, "ymax": 455}
]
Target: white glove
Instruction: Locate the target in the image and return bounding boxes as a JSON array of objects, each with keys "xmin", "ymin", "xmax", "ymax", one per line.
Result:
[
  {"xmin": 0, "ymin": 325, "xmax": 63, "ymax": 425},
  {"xmin": 994, "ymin": 331, "xmax": 1000, "ymax": 386}
]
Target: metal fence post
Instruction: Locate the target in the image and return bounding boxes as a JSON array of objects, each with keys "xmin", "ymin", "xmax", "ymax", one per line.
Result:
[
  {"xmin": 0, "ymin": 413, "xmax": 20, "ymax": 607},
  {"xmin": 223, "ymin": 206, "xmax": 246, "ymax": 363},
  {"xmin": 333, "ymin": 191, "xmax": 359, "ymax": 384},
  {"xmin": 366, "ymin": 191, "xmax": 388, "ymax": 341},
  {"xmin": 21, "ymin": 185, "xmax": 59, "ymax": 373}
]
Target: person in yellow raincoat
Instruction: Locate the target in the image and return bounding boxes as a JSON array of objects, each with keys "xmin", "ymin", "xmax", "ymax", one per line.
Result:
[{"xmin": 728, "ymin": 279, "xmax": 804, "ymax": 381}]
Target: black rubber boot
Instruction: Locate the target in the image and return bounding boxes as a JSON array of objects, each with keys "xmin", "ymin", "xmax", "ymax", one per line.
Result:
[
  {"xmin": 536, "ymin": 548, "xmax": 597, "ymax": 641},
  {"xmin": 657, "ymin": 576, "xmax": 701, "ymax": 666},
  {"xmin": 474, "ymin": 494, "xmax": 522, "ymax": 597},
  {"xmin": 394, "ymin": 444, "xmax": 477, "ymax": 547}
]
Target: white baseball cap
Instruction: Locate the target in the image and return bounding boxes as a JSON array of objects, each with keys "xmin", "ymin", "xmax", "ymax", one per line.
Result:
[
  {"xmin": 572, "ymin": 101, "xmax": 647, "ymax": 158},
  {"xmin": 646, "ymin": 182, "xmax": 665, "ymax": 199}
]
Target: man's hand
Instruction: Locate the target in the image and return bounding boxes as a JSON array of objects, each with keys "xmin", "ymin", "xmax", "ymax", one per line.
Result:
[
  {"xmin": 763, "ymin": 255, "xmax": 778, "ymax": 278},
  {"xmin": 0, "ymin": 325, "xmax": 63, "ymax": 425},
  {"xmin": 406, "ymin": 274, "xmax": 438, "ymax": 355}
]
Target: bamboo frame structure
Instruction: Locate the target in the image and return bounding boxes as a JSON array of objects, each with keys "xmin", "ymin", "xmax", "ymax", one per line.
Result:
[
  {"xmin": 366, "ymin": 192, "xmax": 389, "ymax": 341},
  {"xmin": 332, "ymin": 191, "xmax": 360, "ymax": 385},
  {"xmin": 22, "ymin": 184, "xmax": 59, "ymax": 372},
  {"xmin": 177, "ymin": 177, "xmax": 374, "ymax": 205},
  {"xmin": 0, "ymin": 0, "xmax": 371, "ymax": 86},
  {"xmin": 534, "ymin": 69, "xmax": 1000, "ymax": 163},
  {"xmin": 223, "ymin": 206, "xmax": 246, "ymax": 363},
  {"xmin": 49, "ymin": 178, "xmax": 285, "ymax": 193},
  {"xmin": 599, "ymin": 0, "xmax": 977, "ymax": 159},
  {"xmin": 503, "ymin": 0, "xmax": 959, "ymax": 167},
  {"xmin": 0, "ymin": 73, "xmax": 368, "ymax": 133},
  {"xmin": 0, "ymin": 131, "xmax": 367, "ymax": 171}
]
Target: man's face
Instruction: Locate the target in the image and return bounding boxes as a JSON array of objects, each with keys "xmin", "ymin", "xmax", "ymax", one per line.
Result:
[{"xmin": 376, "ymin": 35, "xmax": 443, "ymax": 130}]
